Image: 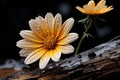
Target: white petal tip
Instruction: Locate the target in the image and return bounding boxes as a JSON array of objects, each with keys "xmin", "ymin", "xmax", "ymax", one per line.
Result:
[
  {"xmin": 16, "ymin": 40, "xmax": 22, "ymax": 47},
  {"xmin": 40, "ymin": 64, "xmax": 46, "ymax": 69},
  {"xmin": 70, "ymin": 18, "xmax": 74, "ymax": 22},
  {"xmin": 24, "ymin": 59, "xmax": 33, "ymax": 65},
  {"xmin": 75, "ymin": 33, "xmax": 79, "ymax": 39},
  {"xmin": 24, "ymin": 60, "xmax": 29, "ymax": 65}
]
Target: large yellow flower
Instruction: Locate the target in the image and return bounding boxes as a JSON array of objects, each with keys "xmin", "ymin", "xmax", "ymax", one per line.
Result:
[
  {"xmin": 76, "ymin": 0, "xmax": 113, "ymax": 15},
  {"xmin": 16, "ymin": 13, "xmax": 78, "ymax": 69}
]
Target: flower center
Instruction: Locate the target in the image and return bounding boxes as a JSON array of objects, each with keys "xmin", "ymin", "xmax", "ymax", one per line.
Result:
[{"xmin": 43, "ymin": 36, "xmax": 57, "ymax": 50}]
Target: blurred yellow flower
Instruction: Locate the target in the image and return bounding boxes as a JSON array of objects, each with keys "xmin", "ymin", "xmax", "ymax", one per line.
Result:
[
  {"xmin": 76, "ymin": 0, "xmax": 113, "ymax": 15},
  {"xmin": 16, "ymin": 13, "xmax": 78, "ymax": 69}
]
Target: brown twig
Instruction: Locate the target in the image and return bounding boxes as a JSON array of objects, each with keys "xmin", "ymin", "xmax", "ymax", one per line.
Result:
[{"xmin": 4, "ymin": 38, "xmax": 120, "ymax": 80}]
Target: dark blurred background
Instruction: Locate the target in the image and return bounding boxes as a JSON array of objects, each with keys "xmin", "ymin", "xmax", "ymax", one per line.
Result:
[{"xmin": 0, "ymin": 0, "xmax": 119, "ymax": 59}]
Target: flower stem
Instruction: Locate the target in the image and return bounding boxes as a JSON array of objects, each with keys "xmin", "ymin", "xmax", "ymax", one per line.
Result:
[{"xmin": 75, "ymin": 16, "xmax": 93, "ymax": 54}]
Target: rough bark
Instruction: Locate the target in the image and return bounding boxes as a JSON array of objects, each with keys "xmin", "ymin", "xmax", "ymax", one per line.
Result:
[{"xmin": 4, "ymin": 38, "xmax": 120, "ymax": 80}]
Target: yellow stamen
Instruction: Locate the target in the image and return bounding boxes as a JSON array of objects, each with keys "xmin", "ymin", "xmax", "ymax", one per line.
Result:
[{"xmin": 43, "ymin": 36, "xmax": 57, "ymax": 50}]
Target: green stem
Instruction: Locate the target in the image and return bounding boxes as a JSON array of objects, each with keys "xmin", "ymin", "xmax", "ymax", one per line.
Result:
[{"xmin": 75, "ymin": 16, "xmax": 93, "ymax": 54}]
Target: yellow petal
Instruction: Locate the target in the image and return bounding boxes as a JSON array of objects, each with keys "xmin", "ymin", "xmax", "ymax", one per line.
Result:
[
  {"xmin": 50, "ymin": 48, "xmax": 61, "ymax": 62},
  {"xmin": 58, "ymin": 18, "xmax": 74, "ymax": 40},
  {"xmin": 54, "ymin": 13, "xmax": 62, "ymax": 37},
  {"xmin": 29, "ymin": 16, "xmax": 43, "ymax": 32},
  {"xmin": 24, "ymin": 48, "xmax": 46, "ymax": 64},
  {"xmin": 25, "ymin": 53, "xmax": 40, "ymax": 64},
  {"xmin": 96, "ymin": 0, "xmax": 105, "ymax": 7},
  {"xmin": 29, "ymin": 18, "xmax": 46, "ymax": 40},
  {"xmin": 54, "ymin": 13, "xmax": 62, "ymax": 27},
  {"xmin": 39, "ymin": 53, "xmax": 50, "ymax": 69},
  {"xmin": 57, "ymin": 33, "xmax": 78, "ymax": 45},
  {"xmin": 16, "ymin": 39, "xmax": 42, "ymax": 49},
  {"xmin": 88, "ymin": 0, "xmax": 95, "ymax": 8},
  {"xmin": 99, "ymin": 6, "xmax": 113, "ymax": 14},
  {"xmin": 45, "ymin": 13, "xmax": 54, "ymax": 28},
  {"xmin": 60, "ymin": 45, "xmax": 74, "ymax": 54},
  {"xmin": 19, "ymin": 49, "xmax": 34, "ymax": 57},
  {"xmin": 94, "ymin": 5, "xmax": 105, "ymax": 13},
  {"xmin": 83, "ymin": 5, "xmax": 92, "ymax": 14},
  {"xmin": 94, "ymin": 0, "xmax": 106, "ymax": 13},
  {"xmin": 20, "ymin": 30, "xmax": 42, "ymax": 43},
  {"xmin": 76, "ymin": 6, "xmax": 87, "ymax": 14}
]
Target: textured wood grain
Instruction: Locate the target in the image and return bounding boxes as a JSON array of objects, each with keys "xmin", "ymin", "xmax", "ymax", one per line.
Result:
[{"xmin": 4, "ymin": 38, "xmax": 120, "ymax": 80}]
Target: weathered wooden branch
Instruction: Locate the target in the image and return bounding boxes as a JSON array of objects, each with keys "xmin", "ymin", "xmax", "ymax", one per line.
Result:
[{"xmin": 4, "ymin": 38, "xmax": 120, "ymax": 80}]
